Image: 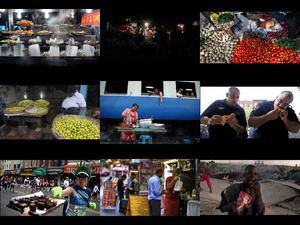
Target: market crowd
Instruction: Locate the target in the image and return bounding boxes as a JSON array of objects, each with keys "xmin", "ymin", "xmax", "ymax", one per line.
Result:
[{"xmin": 102, "ymin": 24, "xmax": 198, "ymax": 60}]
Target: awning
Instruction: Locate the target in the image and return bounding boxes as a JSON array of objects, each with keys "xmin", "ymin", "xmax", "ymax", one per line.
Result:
[
  {"xmin": 111, "ymin": 165, "xmax": 129, "ymax": 172},
  {"xmin": 32, "ymin": 167, "xmax": 47, "ymax": 176}
]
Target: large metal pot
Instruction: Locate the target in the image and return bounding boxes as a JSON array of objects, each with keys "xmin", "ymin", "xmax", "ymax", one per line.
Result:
[{"xmin": 139, "ymin": 119, "xmax": 153, "ymax": 128}]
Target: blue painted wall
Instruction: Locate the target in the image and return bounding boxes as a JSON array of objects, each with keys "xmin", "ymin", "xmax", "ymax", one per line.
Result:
[{"xmin": 100, "ymin": 95, "xmax": 200, "ymax": 120}]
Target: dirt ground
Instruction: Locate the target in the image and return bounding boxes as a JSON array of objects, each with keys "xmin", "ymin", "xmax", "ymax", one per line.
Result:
[
  {"xmin": 100, "ymin": 131, "xmax": 200, "ymax": 144},
  {"xmin": 200, "ymin": 178, "xmax": 300, "ymax": 215},
  {"xmin": 0, "ymin": 124, "xmax": 54, "ymax": 139}
]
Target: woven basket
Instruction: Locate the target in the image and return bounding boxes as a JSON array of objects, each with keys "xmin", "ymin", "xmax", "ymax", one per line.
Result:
[
  {"xmin": 25, "ymin": 107, "xmax": 49, "ymax": 117},
  {"xmin": 18, "ymin": 100, "xmax": 33, "ymax": 109},
  {"xmin": 51, "ymin": 114, "xmax": 100, "ymax": 140},
  {"xmin": 4, "ymin": 107, "xmax": 26, "ymax": 114},
  {"xmin": 33, "ymin": 99, "xmax": 50, "ymax": 108}
]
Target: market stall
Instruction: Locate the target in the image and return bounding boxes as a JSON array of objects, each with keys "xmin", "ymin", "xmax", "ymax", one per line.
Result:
[
  {"xmin": 3, "ymin": 99, "xmax": 49, "ymax": 129},
  {"xmin": 200, "ymin": 11, "xmax": 300, "ymax": 64},
  {"xmin": 0, "ymin": 9, "xmax": 100, "ymax": 66},
  {"xmin": 105, "ymin": 159, "xmax": 199, "ymax": 216}
]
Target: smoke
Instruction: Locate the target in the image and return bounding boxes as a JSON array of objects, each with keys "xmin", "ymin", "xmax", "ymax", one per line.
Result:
[{"xmin": 48, "ymin": 9, "xmax": 71, "ymax": 25}]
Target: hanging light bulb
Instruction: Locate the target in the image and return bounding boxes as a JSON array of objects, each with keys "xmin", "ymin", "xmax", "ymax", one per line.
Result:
[
  {"xmin": 24, "ymin": 91, "xmax": 28, "ymax": 100},
  {"xmin": 39, "ymin": 91, "xmax": 45, "ymax": 99},
  {"xmin": 15, "ymin": 9, "xmax": 23, "ymax": 19},
  {"xmin": 71, "ymin": 9, "xmax": 74, "ymax": 18}
]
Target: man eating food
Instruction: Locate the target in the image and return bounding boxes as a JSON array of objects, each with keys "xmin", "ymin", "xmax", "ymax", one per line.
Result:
[
  {"xmin": 200, "ymin": 87, "xmax": 247, "ymax": 139},
  {"xmin": 248, "ymin": 90, "xmax": 300, "ymax": 139}
]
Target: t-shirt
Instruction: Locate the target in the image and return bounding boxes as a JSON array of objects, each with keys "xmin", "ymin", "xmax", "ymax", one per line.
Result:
[
  {"xmin": 200, "ymin": 99, "xmax": 247, "ymax": 139},
  {"xmin": 124, "ymin": 177, "xmax": 133, "ymax": 190},
  {"xmin": 63, "ymin": 184, "xmax": 92, "ymax": 216},
  {"xmin": 250, "ymin": 100, "xmax": 300, "ymax": 138},
  {"xmin": 117, "ymin": 179, "xmax": 124, "ymax": 193},
  {"xmin": 217, "ymin": 182, "xmax": 265, "ymax": 215},
  {"xmin": 62, "ymin": 91, "xmax": 86, "ymax": 109}
]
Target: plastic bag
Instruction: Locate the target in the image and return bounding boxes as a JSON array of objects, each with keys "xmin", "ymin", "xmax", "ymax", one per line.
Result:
[
  {"xmin": 236, "ymin": 191, "xmax": 252, "ymax": 211},
  {"xmin": 173, "ymin": 178, "xmax": 183, "ymax": 192}
]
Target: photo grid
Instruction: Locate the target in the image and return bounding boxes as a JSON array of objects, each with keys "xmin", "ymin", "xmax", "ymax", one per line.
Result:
[{"xmin": 0, "ymin": 6, "xmax": 300, "ymax": 219}]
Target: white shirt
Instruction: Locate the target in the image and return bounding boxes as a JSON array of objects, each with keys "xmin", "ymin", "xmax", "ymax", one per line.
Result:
[
  {"xmin": 93, "ymin": 185, "xmax": 99, "ymax": 193},
  {"xmin": 62, "ymin": 91, "xmax": 86, "ymax": 109},
  {"xmin": 124, "ymin": 177, "xmax": 133, "ymax": 190},
  {"xmin": 64, "ymin": 180, "xmax": 69, "ymax": 188}
]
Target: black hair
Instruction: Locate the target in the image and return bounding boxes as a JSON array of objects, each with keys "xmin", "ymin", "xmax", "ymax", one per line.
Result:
[
  {"xmin": 244, "ymin": 165, "xmax": 257, "ymax": 174},
  {"xmin": 156, "ymin": 168, "xmax": 164, "ymax": 175},
  {"xmin": 132, "ymin": 103, "xmax": 139, "ymax": 109},
  {"xmin": 68, "ymin": 85, "xmax": 77, "ymax": 94}
]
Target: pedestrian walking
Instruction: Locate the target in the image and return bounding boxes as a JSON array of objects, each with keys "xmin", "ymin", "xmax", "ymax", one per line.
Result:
[
  {"xmin": 24, "ymin": 177, "xmax": 30, "ymax": 193},
  {"xmin": 10, "ymin": 177, "xmax": 16, "ymax": 192}
]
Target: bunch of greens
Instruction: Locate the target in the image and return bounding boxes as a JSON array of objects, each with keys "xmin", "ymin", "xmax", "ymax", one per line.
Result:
[
  {"xmin": 274, "ymin": 36, "xmax": 296, "ymax": 50},
  {"xmin": 200, "ymin": 32, "xmax": 208, "ymax": 47},
  {"xmin": 217, "ymin": 13, "xmax": 234, "ymax": 24}
]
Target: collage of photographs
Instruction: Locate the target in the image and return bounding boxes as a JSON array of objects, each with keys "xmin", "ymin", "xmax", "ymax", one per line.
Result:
[{"xmin": 0, "ymin": 5, "xmax": 300, "ymax": 220}]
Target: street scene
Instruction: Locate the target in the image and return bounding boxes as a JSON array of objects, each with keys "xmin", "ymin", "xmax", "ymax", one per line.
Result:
[
  {"xmin": 100, "ymin": 81, "xmax": 200, "ymax": 144},
  {"xmin": 0, "ymin": 85, "xmax": 100, "ymax": 140},
  {"xmin": 101, "ymin": 11, "xmax": 199, "ymax": 61},
  {"xmin": 200, "ymin": 160, "xmax": 300, "ymax": 215},
  {"xmin": 99, "ymin": 159, "xmax": 200, "ymax": 216},
  {"xmin": 0, "ymin": 160, "xmax": 100, "ymax": 216}
]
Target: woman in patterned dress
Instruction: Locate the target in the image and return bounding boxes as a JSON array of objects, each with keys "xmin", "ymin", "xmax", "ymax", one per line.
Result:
[{"xmin": 120, "ymin": 103, "xmax": 139, "ymax": 143}]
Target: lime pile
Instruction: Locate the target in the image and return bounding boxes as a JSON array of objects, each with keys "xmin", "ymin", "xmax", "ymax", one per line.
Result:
[
  {"xmin": 37, "ymin": 107, "xmax": 48, "ymax": 113},
  {"xmin": 33, "ymin": 99, "xmax": 49, "ymax": 107},
  {"xmin": 53, "ymin": 116, "xmax": 100, "ymax": 140},
  {"xmin": 4, "ymin": 106, "xmax": 25, "ymax": 113},
  {"xmin": 18, "ymin": 100, "xmax": 33, "ymax": 107}
]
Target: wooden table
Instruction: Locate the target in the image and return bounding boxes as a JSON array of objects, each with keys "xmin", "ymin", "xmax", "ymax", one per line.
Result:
[
  {"xmin": 117, "ymin": 127, "xmax": 167, "ymax": 144},
  {"xmin": 4, "ymin": 113, "xmax": 47, "ymax": 127}
]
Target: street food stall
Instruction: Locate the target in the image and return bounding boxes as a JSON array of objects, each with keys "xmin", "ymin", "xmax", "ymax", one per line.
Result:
[
  {"xmin": 0, "ymin": 9, "xmax": 100, "ymax": 66},
  {"xmin": 0, "ymin": 85, "xmax": 100, "ymax": 139},
  {"xmin": 105, "ymin": 159, "xmax": 199, "ymax": 216},
  {"xmin": 3, "ymin": 99, "xmax": 50, "ymax": 135}
]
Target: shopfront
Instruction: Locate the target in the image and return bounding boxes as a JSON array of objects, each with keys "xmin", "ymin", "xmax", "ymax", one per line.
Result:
[
  {"xmin": 0, "ymin": 9, "xmax": 100, "ymax": 66},
  {"xmin": 19, "ymin": 167, "xmax": 35, "ymax": 178},
  {"xmin": 47, "ymin": 167, "xmax": 64, "ymax": 186}
]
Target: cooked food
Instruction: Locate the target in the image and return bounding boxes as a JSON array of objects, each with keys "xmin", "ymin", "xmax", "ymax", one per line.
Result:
[{"xmin": 221, "ymin": 113, "xmax": 235, "ymax": 126}]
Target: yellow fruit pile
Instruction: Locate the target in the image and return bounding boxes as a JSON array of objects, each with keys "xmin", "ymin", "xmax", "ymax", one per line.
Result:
[
  {"xmin": 33, "ymin": 99, "xmax": 49, "ymax": 107},
  {"xmin": 18, "ymin": 100, "xmax": 33, "ymax": 107},
  {"xmin": 37, "ymin": 107, "xmax": 48, "ymax": 113},
  {"xmin": 53, "ymin": 116, "xmax": 100, "ymax": 140},
  {"xmin": 5, "ymin": 106, "xmax": 25, "ymax": 112}
]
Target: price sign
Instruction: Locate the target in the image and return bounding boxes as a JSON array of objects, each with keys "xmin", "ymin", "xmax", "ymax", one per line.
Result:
[
  {"xmin": 81, "ymin": 10, "xmax": 100, "ymax": 25},
  {"xmin": 126, "ymin": 195, "xmax": 149, "ymax": 216}
]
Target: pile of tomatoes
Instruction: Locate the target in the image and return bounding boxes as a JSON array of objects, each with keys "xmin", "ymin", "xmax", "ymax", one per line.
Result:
[{"xmin": 232, "ymin": 37, "xmax": 300, "ymax": 64}]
